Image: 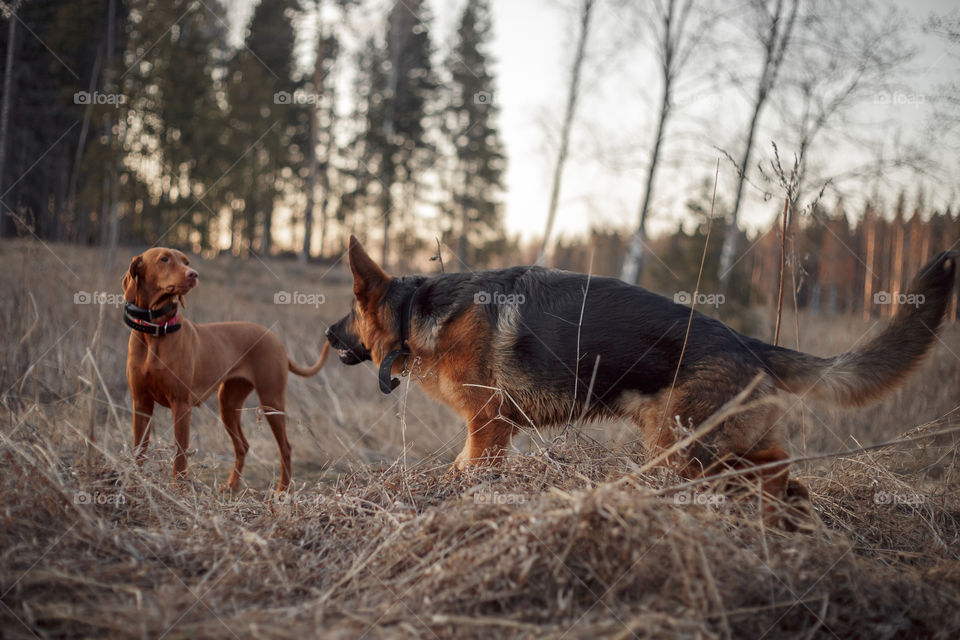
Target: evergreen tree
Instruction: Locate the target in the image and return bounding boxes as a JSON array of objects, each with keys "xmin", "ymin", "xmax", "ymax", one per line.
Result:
[
  {"xmin": 0, "ymin": 0, "xmax": 127, "ymax": 243},
  {"xmin": 353, "ymin": 0, "xmax": 435, "ymax": 265},
  {"xmin": 122, "ymin": 0, "xmax": 228, "ymax": 248},
  {"xmin": 223, "ymin": 0, "xmax": 304, "ymax": 255},
  {"xmin": 445, "ymin": 0, "xmax": 505, "ymax": 268}
]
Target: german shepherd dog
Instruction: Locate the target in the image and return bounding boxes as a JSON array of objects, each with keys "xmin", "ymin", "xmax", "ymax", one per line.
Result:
[{"xmin": 327, "ymin": 236, "xmax": 956, "ymax": 526}]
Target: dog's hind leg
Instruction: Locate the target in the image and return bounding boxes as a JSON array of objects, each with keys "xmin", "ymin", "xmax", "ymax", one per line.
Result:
[
  {"xmin": 218, "ymin": 379, "xmax": 253, "ymax": 492},
  {"xmin": 258, "ymin": 390, "xmax": 292, "ymax": 494},
  {"xmin": 725, "ymin": 447, "xmax": 812, "ymax": 530}
]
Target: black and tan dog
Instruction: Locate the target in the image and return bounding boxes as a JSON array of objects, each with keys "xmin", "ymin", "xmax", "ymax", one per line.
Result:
[{"xmin": 327, "ymin": 236, "xmax": 956, "ymax": 524}]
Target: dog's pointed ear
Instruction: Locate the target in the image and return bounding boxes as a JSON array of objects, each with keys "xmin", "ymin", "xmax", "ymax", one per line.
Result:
[
  {"xmin": 121, "ymin": 255, "xmax": 144, "ymax": 303},
  {"xmin": 348, "ymin": 235, "xmax": 390, "ymax": 304}
]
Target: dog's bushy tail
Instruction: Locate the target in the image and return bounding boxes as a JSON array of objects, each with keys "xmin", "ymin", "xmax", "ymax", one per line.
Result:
[
  {"xmin": 762, "ymin": 252, "xmax": 956, "ymax": 406},
  {"xmin": 289, "ymin": 341, "xmax": 331, "ymax": 377}
]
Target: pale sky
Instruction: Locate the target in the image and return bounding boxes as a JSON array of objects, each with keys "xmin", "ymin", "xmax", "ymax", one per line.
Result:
[{"xmin": 230, "ymin": 0, "xmax": 960, "ymax": 245}]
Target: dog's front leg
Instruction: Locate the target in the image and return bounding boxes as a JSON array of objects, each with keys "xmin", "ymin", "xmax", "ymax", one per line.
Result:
[
  {"xmin": 454, "ymin": 417, "xmax": 513, "ymax": 469},
  {"xmin": 131, "ymin": 394, "xmax": 155, "ymax": 463},
  {"xmin": 171, "ymin": 403, "xmax": 193, "ymax": 483}
]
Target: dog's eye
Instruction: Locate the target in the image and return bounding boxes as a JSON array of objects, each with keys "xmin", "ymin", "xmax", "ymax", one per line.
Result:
[
  {"xmin": 160, "ymin": 256, "xmax": 169, "ymax": 263},
  {"xmin": 184, "ymin": 259, "xmax": 189, "ymax": 265}
]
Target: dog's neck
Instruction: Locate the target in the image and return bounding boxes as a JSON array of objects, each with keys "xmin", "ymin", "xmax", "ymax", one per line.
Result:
[
  {"xmin": 124, "ymin": 291, "xmax": 183, "ymax": 337},
  {"xmin": 378, "ymin": 283, "xmax": 422, "ymax": 394}
]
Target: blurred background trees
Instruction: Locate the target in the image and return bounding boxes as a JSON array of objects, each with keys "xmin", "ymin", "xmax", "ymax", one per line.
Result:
[{"xmin": 0, "ymin": 0, "xmax": 957, "ymax": 323}]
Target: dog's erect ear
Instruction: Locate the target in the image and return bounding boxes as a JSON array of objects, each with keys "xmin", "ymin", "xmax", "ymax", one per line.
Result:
[
  {"xmin": 121, "ymin": 255, "xmax": 144, "ymax": 303},
  {"xmin": 348, "ymin": 235, "xmax": 390, "ymax": 304}
]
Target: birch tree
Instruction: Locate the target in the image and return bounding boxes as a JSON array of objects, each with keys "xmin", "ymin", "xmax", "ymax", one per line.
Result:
[
  {"xmin": 716, "ymin": 0, "xmax": 798, "ymax": 293},
  {"xmin": 620, "ymin": 0, "xmax": 718, "ymax": 284},
  {"xmin": 536, "ymin": 0, "xmax": 594, "ymax": 266}
]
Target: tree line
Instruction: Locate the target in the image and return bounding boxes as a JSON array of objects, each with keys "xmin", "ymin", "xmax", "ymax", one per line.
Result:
[
  {"xmin": 0, "ymin": 0, "xmax": 505, "ymax": 268},
  {"xmin": 0, "ymin": 0, "xmax": 956, "ymax": 289},
  {"xmin": 551, "ymin": 187, "xmax": 959, "ymax": 324}
]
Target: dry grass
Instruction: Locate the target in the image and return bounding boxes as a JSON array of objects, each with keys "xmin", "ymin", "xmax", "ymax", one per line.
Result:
[{"xmin": 2, "ymin": 240, "xmax": 960, "ymax": 639}]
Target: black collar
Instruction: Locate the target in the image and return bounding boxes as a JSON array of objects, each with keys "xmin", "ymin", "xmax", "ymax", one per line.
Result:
[
  {"xmin": 378, "ymin": 285, "xmax": 422, "ymax": 394},
  {"xmin": 123, "ymin": 301, "xmax": 182, "ymax": 336}
]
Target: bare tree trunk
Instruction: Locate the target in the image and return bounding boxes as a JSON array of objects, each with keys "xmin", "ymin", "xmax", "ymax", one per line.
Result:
[
  {"xmin": 621, "ymin": 63, "xmax": 671, "ymax": 284},
  {"xmin": 318, "ymin": 166, "xmax": 330, "ymax": 258},
  {"xmin": 65, "ymin": 50, "xmax": 102, "ymax": 241},
  {"xmin": 890, "ymin": 221, "xmax": 904, "ymax": 317},
  {"xmin": 457, "ymin": 166, "xmax": 469, "ymax": 268},
  {"xmin": 717, "ymin": 0, "xmax": 798, "ymax": 293},
  {"xmin": 301, "ymin": 9, "xmax": 325, "ymax": 264},
  {"xmin": 862, "ymin": 216, "xmax": 876, "ymax": 321},
  {"xmin": 0, "ymin": 10, "xmax": 16, "ymax": 237},
  {"xmin": 103, "ymin": 0, "xmax": 120, "ymax": 267},
  {"xmin": 381, "ymin": 172, "xmax": 392, "ymax": 266},
  {"xmin": 317, "ymin": 61, "xmax": 337, "ymax": 260},
  {"xmin": 536, "ymin": 0, "xmax": 594, "ymax": 266},
  {"xmin": 620, "ymin": 0, "xmax": 706, "ymax": 285}
]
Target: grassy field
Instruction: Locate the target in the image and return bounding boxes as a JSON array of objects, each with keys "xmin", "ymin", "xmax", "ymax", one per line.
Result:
[{"xmin": 1, "ymin": 239, "xmax": 959, "ymax": 639}]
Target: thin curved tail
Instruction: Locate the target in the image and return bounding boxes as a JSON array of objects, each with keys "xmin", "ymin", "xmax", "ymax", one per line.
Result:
[
  {"xmin": 288, "ymin": 341, "xmax": 331, "ymax": 377},
  {"xmin": 762, "ymin": 251, "xmax": 957, "ymax": 406}
]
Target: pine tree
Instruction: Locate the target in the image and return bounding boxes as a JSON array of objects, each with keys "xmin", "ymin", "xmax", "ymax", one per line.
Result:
[
  {"xmin": 223, "ymin": 0, "xmax": 304, "ymax": 255},
  {"xmin": 353, "ymin": 0, "xmax": 436, "ymax": 265},
  {"xmin": 122, "ymin": 0, "xmax": 228, "ymax": 248},
  {"xmin": 0, "ymin": 0, "xmax": 127, "ymax": 243},
  {"xmin": 445, "ymin": 0, "xmax": 505, "ymax": 268}
]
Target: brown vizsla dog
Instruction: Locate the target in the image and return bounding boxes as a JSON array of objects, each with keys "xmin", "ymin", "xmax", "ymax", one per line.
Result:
[{"xmin": 122, "ymin": 247, "xmax": 329, "ymax": 493}]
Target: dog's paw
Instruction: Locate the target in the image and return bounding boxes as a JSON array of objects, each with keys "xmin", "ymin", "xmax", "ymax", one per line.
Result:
[
  {"xmin": 219, "ymin": 474, "xmax": 242, "ymax": 494},
  {"xmin": 780, "ymin": 479, "xmax": 816, "ymax": 533}
]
